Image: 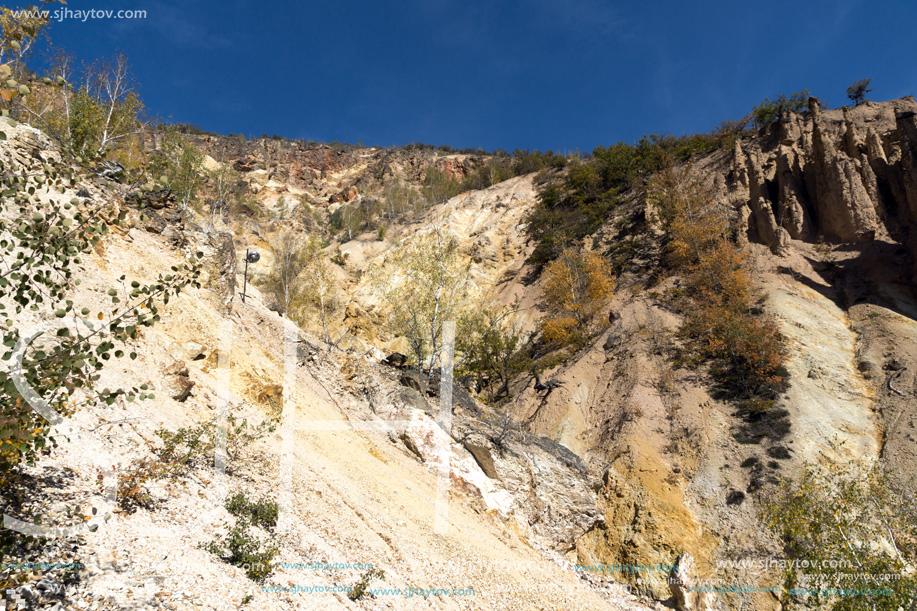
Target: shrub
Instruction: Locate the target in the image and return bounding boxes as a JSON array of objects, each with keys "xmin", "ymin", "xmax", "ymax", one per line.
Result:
[
  {"xmin": 750, "ymin": 90, "xmax": 810, "ymax": 129},
  {"xmin": 349, "ymin": 568, "xmax": 385, "ymax": 600},
  {"xmin": 525, "ymin": 127, "xmax": 744, "ymax": 265},
  {"xmin": 105, "ymin": 457, "xmax": 169, "ymax": 513},
  {"xmin": 761, "ymin": 459, "xmax": 917, "ymax": 610},
  {"xmin": 225, "ymin": 491, "xmax": 279, "ymax": 529},
  {"xmin": 202, "ymin": 520, "xmax": 279, "ymax": 582},
  {"xmin": 651, "ymin": 167, "xmax": 787, "ymax": 404},
  {"xmin": 540, "ymin": 316, "xmax": 581, "ymax": 347},
  {"xmin": 155, "ymin": 410, "xmax": 279, "ymax": 476}
]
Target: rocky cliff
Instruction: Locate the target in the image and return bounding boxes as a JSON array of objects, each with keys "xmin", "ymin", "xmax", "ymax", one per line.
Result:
[
  {"xmin": 0, "ymin": 119, "xmax": 660, "ymax": 611},
  {"xmin": 7, "ymin": 96, "xmax": 917, "ymax": 611}
]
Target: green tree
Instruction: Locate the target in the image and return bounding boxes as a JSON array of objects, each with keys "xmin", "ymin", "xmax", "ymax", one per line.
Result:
[
  {"xmin": 374, "ymin": 224, "xmax": 471, "ymax": 377},
  {"xmin": 457, "ymin": 305, "xmax": 531, "ymax": 402},
  {"xmin": 155, "ymin": 126, "xmax": 205, "ymax": 211},
  {"xmin": 297, "ymin": 236, "xmax": 337, "ymax": 347},
  {"xmin": 204, "ymin": 145, "xmax": 240, "ymax": 232},
  {"xmin": 422, "ymin": 167, "xmax": 463, "ymax": 206},
  {"xmin": 264, "ymin": 231, "xmax": 307, "ymax": 318},
  {"xmin": 0, "ymin": 139, "xmax": 201, "ymax": 487},
  {"xmin": 847, "ymin": 78, "xmax": 873, "ymax": 106}
]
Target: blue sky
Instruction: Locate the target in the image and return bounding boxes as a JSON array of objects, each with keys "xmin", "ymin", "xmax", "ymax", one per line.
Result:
[{"xmin": 22, "ymin": 0, "xmax": 917, "ymax": 152}]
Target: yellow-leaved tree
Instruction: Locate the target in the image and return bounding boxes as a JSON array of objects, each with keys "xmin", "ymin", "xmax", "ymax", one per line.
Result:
[{"xmin": 540, "ymin": 248, "xmax": 614, "ymax": 346}]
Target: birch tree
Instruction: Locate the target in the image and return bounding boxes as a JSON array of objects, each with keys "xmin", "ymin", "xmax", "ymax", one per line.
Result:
[
  {"xmin": 265, "ymin": 231, "xmax": 307, "ymax": 318},
  {"xmin": 299, "ymin": 236, "xmax": 336, "ymax": 347},
  {"xmin": 374, "ymin": 223, "xmax": 471, "ymax": 378}
]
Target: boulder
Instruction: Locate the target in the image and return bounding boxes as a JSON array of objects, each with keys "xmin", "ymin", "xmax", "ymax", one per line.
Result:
[
  {"xmin": 398, "ymin": 371, "xmax": 424, "ymax": 394},
  {"xmin": 396, "ymin": 387, "xmax": 429, "ymax": 412},
  {"xmin": 329, "ymin": 186, "xmax": 358, "ymax": 204},
  {"xmin": 125, "ymin": 187, "xmax": 173, "ymax": 210},
  {"xmin": 382, "ymin": 352, "xmax": 408, "ymax": 368},
  {"xmin": 141, "ymin": 210, "xmax": 168, "ymax": 234},
  {"xmin": 162, "ymin": 362, "xmax": 194, "ymax": 402},
  {"xmin": 461, "ymin": 433, "xmax": 498, "ymax": 479},
  {"xmin": 184, "ymin": 342, "xmax": 206, "ymax": 361}
]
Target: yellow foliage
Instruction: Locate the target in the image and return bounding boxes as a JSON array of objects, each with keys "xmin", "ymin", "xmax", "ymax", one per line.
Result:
[
  {"xmin": 541, "ymin": 316, "xmax": 579, "ymax": 345},
  {"xmin": 649, "ymin": 165, "xmax": 786, "ymax": 399},
  {"xmin": 540, "ymin": 248, "xmax": 614, "ymax": 346},
  {"xmin": 0, "ymin": 7, "xmax": 48, "ymax": 62}
]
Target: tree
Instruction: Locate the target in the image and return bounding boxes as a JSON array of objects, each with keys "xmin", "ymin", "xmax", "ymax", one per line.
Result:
[
  {"xmin": 205, "ymin": 146, "xmax": 241, "ymax": 232},
  {"xmin": 45, "ymin": 53, "xmax": 146, "ymax": 160},
  {"xmin": 540, "ymin": 248, "xmax": 614, "ymax": 346},
  {"xmin": 264, "ymin": 231, "xmax": 307, "ymax": 318},
  {"xmin": 298, "ymin": 236, "xmax": 337, "ymax": 347},
  {"xmin": 456, "ymin": 304, "xmax": 531, "ymax": 403},
  {"xmin": 422, "ymin": 167, "xmax": 463, "ymax": 206},
  {"xmin": 762, "ymin": 454, "xmax": 917, "ymax": 611},
  {"xmin": 847, "ymin": 78, "xmax": 873, "ymax": 106},
  {"xmin": 374, "ymin": 223, "xmax": 471, "ymax": 377},
  {"xmin": 0, "ymin": 5, "xmax": 51, "ymax": 73},
  {"xmin": 15, "ymin": 52, "xmax": 145, "ymax": 161},
  {"xmin": 0, "ymin": 137, "xmax": 201, "ymax": 487},
  {"xmin": 154, "ymin": 126, "xmax": 205, "ymax": 211},
  {"xmin": 15, "ymin": 50, "xmax": 73, "ymax": 138}
]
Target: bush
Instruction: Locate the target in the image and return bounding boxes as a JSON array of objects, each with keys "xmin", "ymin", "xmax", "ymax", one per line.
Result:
[
  {"xmin": 225, "ymin": 491, "xmax": 279, "ymax": 529},
  {"xmin": 202, "ymin": 520, "xmax": 279, "ymax": 582},
  {"xmin": 762, "ymin": 460, "xmax": 917, "ymax": 610},
  {"xmin": 651, "ymin": 167, "xmax": 787, "ymax": 404},
  {"xmin": 155, "ymin": 410, "xmax": 279, "ymax": 475},
  {"xmin": 525, "ymin": 129, "xmax": 741, "ymax": 265},
  {"xmin": 349, "ymin": 568, "xmax": 385, "ymax": 600},
  {"xmin": 750, "ymin": 90, "xmax": 810, "ymax": 129}
]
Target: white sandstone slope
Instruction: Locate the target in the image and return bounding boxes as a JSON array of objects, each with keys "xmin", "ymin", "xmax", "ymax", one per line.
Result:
[{"xmin": 0, "ymin": 119, "xmax": 657, "ymax": 611}]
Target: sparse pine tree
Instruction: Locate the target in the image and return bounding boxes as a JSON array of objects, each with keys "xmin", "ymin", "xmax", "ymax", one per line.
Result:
[{"xmin": 847, "ymin": 78, "xmax": 873, "ymax": 106}]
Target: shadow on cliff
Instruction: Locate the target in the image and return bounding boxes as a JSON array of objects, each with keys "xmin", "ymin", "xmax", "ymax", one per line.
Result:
[{"xmin": 787, "ymin": 240, "xmax": 917, "ymax": 321}]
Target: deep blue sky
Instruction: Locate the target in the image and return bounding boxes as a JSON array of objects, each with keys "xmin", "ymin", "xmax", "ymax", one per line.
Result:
[{"xmin": 20, "ymin": 0, "xmax": 917, "ymax": 152}]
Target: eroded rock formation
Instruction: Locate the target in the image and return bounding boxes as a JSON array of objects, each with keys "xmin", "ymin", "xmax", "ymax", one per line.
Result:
[{"xmin": 727, "ymin": 96, "xmax": 917, "ymax": 270}]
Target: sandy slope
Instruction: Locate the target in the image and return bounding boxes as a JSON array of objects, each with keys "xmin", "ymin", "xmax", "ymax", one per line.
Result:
[{"xmin": 1, "ymin": 119, "xmax": 656, "ymax": 610}]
